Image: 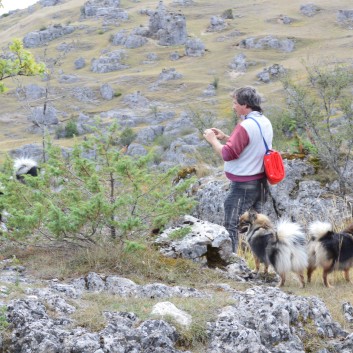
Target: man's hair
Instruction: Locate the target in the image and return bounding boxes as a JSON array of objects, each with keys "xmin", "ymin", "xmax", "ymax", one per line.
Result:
[{"xmin": 233, "ymin": 86, "xmax": 262, "ymax": 112}]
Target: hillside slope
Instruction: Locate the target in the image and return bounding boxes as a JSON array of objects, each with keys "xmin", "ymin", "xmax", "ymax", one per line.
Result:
[{"xmin": 0, "ymin": 0, "xmax": 352, "ymax": 159}]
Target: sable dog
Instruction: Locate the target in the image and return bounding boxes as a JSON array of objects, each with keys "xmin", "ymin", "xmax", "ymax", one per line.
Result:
[
  {"xmin": 239, "ymin": 210, "xmax": 308, "ymax": 287},
  {"xmin": 307, "ymin": 221, "xmax": 353, "ymax": 287}
]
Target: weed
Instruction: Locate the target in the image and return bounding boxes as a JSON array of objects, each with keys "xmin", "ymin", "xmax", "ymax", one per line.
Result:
[{"xmin": 168, "ymin": 226, "xmax": 192, "ymax": 240}]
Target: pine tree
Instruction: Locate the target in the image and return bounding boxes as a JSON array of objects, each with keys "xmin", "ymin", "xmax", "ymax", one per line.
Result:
[{"xmin": 0, "ymin": 123, "xmax": 196, "ymax": 247}]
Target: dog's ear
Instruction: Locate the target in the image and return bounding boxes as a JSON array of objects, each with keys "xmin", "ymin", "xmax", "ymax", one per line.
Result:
[{"xmin": 248, "ymin": 209, "xmax": 258, "ymax": 223}]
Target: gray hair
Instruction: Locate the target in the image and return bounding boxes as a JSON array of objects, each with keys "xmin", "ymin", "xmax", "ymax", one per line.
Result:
[{"xmin": 233, "ymin": 86, "xmax": 262, "ymax": 112}]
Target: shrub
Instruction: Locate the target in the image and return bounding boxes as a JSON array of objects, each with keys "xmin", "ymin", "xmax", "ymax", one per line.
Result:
[
  {"xmin": 0, "ymin": 123, "xmax": 196, "ymax": 247},
  {"xmin": 119, "ymin": 127, "xmax": 137, "ymax": 147}
]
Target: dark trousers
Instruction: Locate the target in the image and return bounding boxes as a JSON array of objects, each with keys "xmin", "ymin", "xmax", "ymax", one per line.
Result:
[{"xmin": 224, "ymin": 178, "xmax": 268, "ymax": 252}]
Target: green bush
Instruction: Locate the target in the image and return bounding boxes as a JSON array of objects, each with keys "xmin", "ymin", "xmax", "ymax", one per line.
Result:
[
  {"xmin": 65, "ymin": 120, "xmax": 79, "ymax": 138},
  {"xmin": 0, "ymin": 123, "xmax": 197, "ymax": 247}
]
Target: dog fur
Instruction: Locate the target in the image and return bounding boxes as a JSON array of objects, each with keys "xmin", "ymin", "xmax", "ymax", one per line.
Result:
[
  {"xmin": 239, "ymin": 210, "xmax": 308, "ymax": 287},
  {"xmin": 0, "ymin": 158, "xmax": 38, "ymax": 227},
  {"xmin": 13, "ymin": 158, "xmax": 39, "ymax": 182},
  {"xmin": 307, "ymin": 221, "xmax": 353, "ymax": 287}
]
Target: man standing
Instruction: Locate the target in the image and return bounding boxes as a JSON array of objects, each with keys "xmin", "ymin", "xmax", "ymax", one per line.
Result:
[{"xmin": 203, "ymin": 87, "xmax": 273, "ymax": 252}]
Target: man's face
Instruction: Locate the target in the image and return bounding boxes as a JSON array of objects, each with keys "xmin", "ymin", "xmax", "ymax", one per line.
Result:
[{"xmin": 232, "ymin": 97, "xmax": 247, "ymax": 117}]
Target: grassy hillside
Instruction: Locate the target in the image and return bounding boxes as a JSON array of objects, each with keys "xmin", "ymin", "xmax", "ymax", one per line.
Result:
[{"xmin": 0, "ymin": 0, "xmax": 352, "ymax": 160}]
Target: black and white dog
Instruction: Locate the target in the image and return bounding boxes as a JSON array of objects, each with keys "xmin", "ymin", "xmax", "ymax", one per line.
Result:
[
  {"xmin": 239, "ymin": 210, "xmax": 308, "ymax": 288},
  {"xmin": 0, "ymin": 158, "xmax": 39, "ymax": 230},
  {"xmin": 13, "ymin": 158, "xmax": 39, "ymax": 183},
  {"xmin": 307, "ymin": 221, "xmax": 353, "ymax": 287}
]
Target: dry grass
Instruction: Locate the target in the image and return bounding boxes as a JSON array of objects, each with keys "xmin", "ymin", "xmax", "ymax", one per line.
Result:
[
  {"xmin": 2, "ymin": 237, "xmax": 353, "ymax": 351},
  {"xmin": 1, "ymin": 0, "xmax": 353, "ymax": 158}
]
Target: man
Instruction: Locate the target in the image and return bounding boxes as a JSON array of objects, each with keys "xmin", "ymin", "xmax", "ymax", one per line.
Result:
[{"xmin": 203, "ymin": 86, "xmax": 273, "ymax": 252}]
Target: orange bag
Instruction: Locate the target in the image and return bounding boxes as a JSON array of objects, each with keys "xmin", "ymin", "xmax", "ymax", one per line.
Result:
[
  {"xmin": 247, "ymin": 117, "xmax": 285, "ymax": 185},
  {"xmin": 264, "ymin": 150, "xmax": 285, "ymax": 185}
]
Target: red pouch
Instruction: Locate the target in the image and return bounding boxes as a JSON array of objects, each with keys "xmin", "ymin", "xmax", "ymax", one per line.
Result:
[{"xmin": 264, "ymin": 150, "xmax": 285, "ymax": 185}]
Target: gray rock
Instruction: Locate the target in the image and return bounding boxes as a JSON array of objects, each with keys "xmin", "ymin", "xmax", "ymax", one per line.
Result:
[
  {"xmin": 59, "ymin": 74, "xmax": 79, "ymax": 83},
  {"xmin": 229, "ymin": 53, "xmax": 249, "ymax": 72},
  {"xmin": 148, "ymin": 2, "xmax": 187, "ymax": 46},
  {"xmin": 126, "ymin": 143, "xmax": 148, "ymax": 156},
  {"xmin": 20, "ymin": 84, "xmax": 46, "ymax": 100},
  {"xmin": 185, "ymin": 38, "xmax": 205, "ymax": 57},
  {"xmin": 156, "ymin": 215, "xmax": 232, "ymax": 264},
  {"xmin": 91, "ymin": 50, "xmax": 128, "ymax": 73},
  {"xmin": 40, "ymin": 0, "xmax": 61, "ymax": 6},
  {"xmin": 257, "ymin": 64, "xmax": 286, "ymax": 83},
  {"xmin": 300, "ymin": 3, "xmax": 321, "ymax": 17},
  {"xmin": 74, "ymin": 57, "xmax": 86, "ymax": 69},
  {"xmin": 203, "ymin": 84, "xmax": 217, "ymax": 97},
  {"xmin": 23, "ymin": 25, "xmax": 75, "ymax": 48},
  {"xmin": 337, "ymin": 10, "xmax": 353, "ymax": 27},
  {"xmin": 239, "ymin": 35, "xmax": 295, "ymax": 52},
  {"xmin": 158, "ymin": 68, "xmax": 183, "ymax": 81},
  {"xmin": 72, "ymin": 86, "xmax": 97, "ymax": 103},
  {"xmin": 9, "ymin": 144, "xmax": 44, "ymax": 162},
  {"xmin": 77, "ymin": 112, "xmax": 95, "ymax": 134},
  {"xmin": 207, "ymin": 16, "xmax": 227, "ymax": 32},
  {"xmin": 28, "ymin": 106, "xmax": 59, "ymax": 126},
  {"xmin": 82, "ymin": 0, "xmax": 128, "ymax": 20},
  {"xmin": 136, "ymin": 125, "xmax": 164, "ymax": 145},
  {"xmin": 170, "ymin": 51, "xmax": 180, "ymax": 61},
  {"xmin": 172, "ymin": 0, "xmax": 194, "ymax": 5},
  {"xmin": 123, "ymin": 91, "xmax": 150, "ymax": 108},
  {"xmin": 100, "ymin": 83, "xmax": 114, "ymax": 100},
  {"xmin": 207, "ymin": 286, "xmax": 347, "ymax": 353}
]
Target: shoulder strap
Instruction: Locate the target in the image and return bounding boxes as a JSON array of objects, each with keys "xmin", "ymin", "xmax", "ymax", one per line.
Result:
[{"xmin": 246, "ymin": 117, "xmax": 269, "ymax": 153}]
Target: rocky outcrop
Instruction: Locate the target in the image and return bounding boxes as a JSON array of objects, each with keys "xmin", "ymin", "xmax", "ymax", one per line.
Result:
[
  {"xmin": 206, "ymin": 16, "xmax": 227, "ymax": 32},
  {"xmin": 300, "ymin": 3, "xmax": 321, "ymax": 17},
  {"xmin": 257, "ymin": 64, "xmax": 286, "ymax": 83},
  {"xmin": 91, "ymin": 50, "xmax": 128, "ymax": 73},
  {"xmin": 337, "ymin": 10, "xmax": 353, "ymax": 28},
  {"xmin": 155, "ymin": 215, "xmax": 232, "ymax": 265},
  {"xmin": 82, "ymin": 0, "xmax": 128, "ymax": 20},
  {"xmin": 111, "ymin": 29, "xmax": 148, "ymax": 49},
  {"xmin": 185, "ymin": 38, "xmax": 205, "ymax": 57},
  {"xmin": 229, "ymin": 53, "xmax": 254, "ymax": 72},
  {"xmin": 238, "ymin": 35, "xmax": 295, "ymax": 52},
  {"xmin": 207, "ymin": 286, "xmax": 348, "ymax": 353},
  {"xmin": 148, "ymin": 1, "xmax": 187, "ymax": 46},
  {"xmin": 28, "ymin": 106, "xmax": 59, "ymax": 126},
  {"xmin": 1, "ymin": 248, "xmax": 353, "ymax": 352},
  {"xmin": 192, "ymin": 158, "xmax": 353, "ymax": 226},
  {"xmin": 23, "ymin": 25, "xmax": 75, "ymax": 48}
]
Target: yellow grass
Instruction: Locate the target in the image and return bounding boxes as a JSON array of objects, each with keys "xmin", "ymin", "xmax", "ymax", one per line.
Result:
[{"xmin": 0, "ymin": 0, "xmax": 352, "ymax": 158}]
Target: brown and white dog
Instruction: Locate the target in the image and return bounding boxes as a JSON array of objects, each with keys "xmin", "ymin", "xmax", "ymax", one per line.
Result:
[
  {"xmin": 307, "ymin": 221, "xmax": 353, "ymax": 287},
  {"xmin": 239, "ymin": 210, "xmax": 308, "ymax": 287}
]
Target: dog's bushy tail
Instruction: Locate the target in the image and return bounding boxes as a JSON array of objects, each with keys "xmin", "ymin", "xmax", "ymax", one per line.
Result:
[
  {"xmin": 308, "ymin": 221, "xmax": 332, "ymax": 240},
  {"xmin": 272, "ymin": 219, "xmax": 308, "ymax": 273}
]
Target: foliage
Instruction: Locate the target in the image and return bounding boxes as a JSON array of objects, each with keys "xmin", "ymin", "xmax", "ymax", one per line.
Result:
[
  {"xmin": 212, "ymin": 77, "xmax": 219, "ymax": 90},
  {"xmin": 0, "ymin": 123, "xmax": 196, "ymax": 247},
  {"xmin": 187, "ymin": 107, "xmax": 216, "ymax": 135},
  {"xmin": 55, "ymin": 119, "xmax": 79, "ymax": 139},
  {"xmin": 168, "ymin": 226, "xmax": 192, "ymax": 240},
  {"xmin": 123, "ymin": 240, "xmax": 146, "ymax": 252},
  {"xmin": 280, "ymin": 62, "xmax": 353, "ymax": 193},
  {"xmin": 65, "ymin": 120, "xmax": 79, "ymax": 138},
  {"xmin": 119, "ymin": 127, "xmax": 137, "ymax": 147},
  {"xmin": 0, "ymin": 306, "xmax": 9, "ymax": 331},
  {"xmin": 0, "ymin": 39, "xmax": 46, "ymax": 93}
]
